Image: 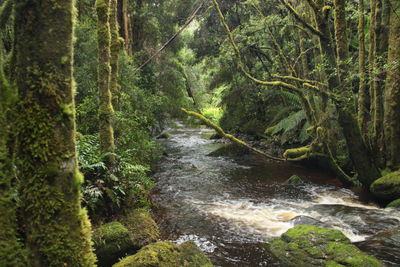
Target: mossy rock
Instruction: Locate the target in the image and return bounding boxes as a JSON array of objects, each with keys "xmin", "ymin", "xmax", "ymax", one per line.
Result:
[
  {"xmin": 157, "ymin": 132, "xmax": 170, "ymax": 139},
  {"xmin": 370, "ymin": 170, "xmax": 400, "ymax": 200},
  {"xmin": 112, "ymin": 241, "xmax": 213, "ymax": 267},
  {"xmin": 387, "ymin": 199, "xmax": 400, "ymax": 208},
  {"xmin": 285, "ymin": 175, "xmax": 304, "ymax": 185},
  {"xmin": 122, "ymin": 209, "xmax": 160, "ymax": 248},
  {"xmin": 93, "ymin": 222, "xmax": 135, "ymax": 267},
  {"xmin": 265, "ymin": 225, "xmax": 383, "ymax": 267},
  {"xmin": 207, "ymin": 144, "xmax": 248, "ymax": 157}
]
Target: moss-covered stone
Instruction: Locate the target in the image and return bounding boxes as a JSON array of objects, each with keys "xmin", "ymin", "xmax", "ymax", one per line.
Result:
[
  {"xmin": 370, "ymin": 170, "xmax": 400, "ymax": 200},
  {"xmin": 122, "ymin": 209, "xmax": 160, "ymax": 248},
  {"xmin": 387, "ymin": 198, "xmax": 400, "ymax": 208},
  {"xmin": 93, "ymin": 222, "xmax": 134, "ymax": 267},
  {"xmin": 285, "ymin": 175, "xmax": 304, "ymax": 185},
  {"xmin": 113, "ymin": 241, "xmax": 213, "ymax": 267},
  {"xmin": 266, "ymin": 225, "xmax": 383, "ymax": 267},
  {"xmin": 157, "ymin": 132, "xmax": 170, "ymax": 139}
]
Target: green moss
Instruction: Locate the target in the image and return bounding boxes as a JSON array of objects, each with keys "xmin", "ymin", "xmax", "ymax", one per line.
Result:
[
  {"xmin": 387, "ymin": 198, "xmax": 400, "ymax": 208},
  {"xmin": 266, "ymin": 225, "xmax": 383, "ymax": 267},
  {"xmin": 122, "ymin": 209, "xmax": 160, "ymax": 248},
  {"xmin": 285, "ymin": 175, "xmax": 304, "ymax": 185},
  {"xmin": 113, "ymin": 241, "xmax": 213, "ymax": 267},
  {"xmin": 370, "ymin": 170, "xmax": 400, "ymax": 200},
  {"xmin": 93, "ymin": 222, "xmax": 134, "ymax": 267}
]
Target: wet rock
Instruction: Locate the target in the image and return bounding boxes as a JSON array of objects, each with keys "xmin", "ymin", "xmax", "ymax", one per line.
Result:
[
  {"xmin": 387, "ymin": 199, "xmax": 400, "ymax": 209},
  {"xmin": 307, "ymin": 204, "xmax": 400, "ymax": 237},
  {"xmin": 356, "ymin": 228, "xmax": 400, "ymax": 266},
  {"xmin": 157, "ymin": 132, "xmax": 170, "ymax": 139},
  {"xmin": 289, "ymin": 215, "xmax": 325, "ymax": 227},
  {"xmin": 93, "ymin": 222, "xmax": 136, "ymax": 267},
  {"xmin": 209, "ymin": 132, "xmax": 222, "ymax": 140},
  {"xmin": 370, "ymin": 170, "xmax": 400, "ymax": 200},
  {"xmin": 112, "ymin": 241, "xmax": 213, "ymax": 267},
  {"xmin": 285, "ymin": 175, "xmax": 304, "ymax": 185},
  {"xmin": 207, "ymin": 144, "xmax": 249, "ymax": 157},
  {"xmin": 265, "ymin": 225, "xmax": 383, "ymax": 267}
]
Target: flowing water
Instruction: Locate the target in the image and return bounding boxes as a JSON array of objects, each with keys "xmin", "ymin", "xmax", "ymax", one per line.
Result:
[{"xmin": 151, "ymin": 122, "xmax": 400, "ymax": 266}]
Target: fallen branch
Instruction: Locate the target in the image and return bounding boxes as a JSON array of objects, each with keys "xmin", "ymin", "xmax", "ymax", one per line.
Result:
[{"xmin": 181, "ymin": 108, "xmax": 285, "ymax": 161}]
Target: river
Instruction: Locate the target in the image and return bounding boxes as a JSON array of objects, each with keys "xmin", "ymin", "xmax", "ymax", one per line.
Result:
[{"xmin": 151, "ymin": 122, "xmax": 400, "ymax": 266}]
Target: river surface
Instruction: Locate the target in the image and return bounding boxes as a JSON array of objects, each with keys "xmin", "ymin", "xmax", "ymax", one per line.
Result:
[{"xmin": 151, "ymin": 122, "xmax": 400, "ymax": 266}]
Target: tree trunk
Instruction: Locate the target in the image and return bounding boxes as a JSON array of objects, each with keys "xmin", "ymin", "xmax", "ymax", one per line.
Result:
[
  {"xmin": 13, "ymin": 0, "xmax": 96, "ymax": 265},
  {"xmin": 357, "ymin": 0, "xmax": 369, "ymax": 139},
  {"xmin": 96, "ymin": 0, "xmax": 116, "ymax": 165},
  {"xmin": 333, "ymin": 0, "xmax": 381, "ymax": 185},
  {"xmin": 110, "ymin": 0, "xmax": 122, "ymax": 111},
  {"xmin": 384, "ymin": 0, "xmax": 400, "ymax": 169}
]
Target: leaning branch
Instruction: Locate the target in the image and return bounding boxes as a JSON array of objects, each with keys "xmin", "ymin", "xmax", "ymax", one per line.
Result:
[
  {"xmin": 278, "ymin": 0, "xmax": 325, "ymax": 39},
  {"xmin": 181, "ymin": 108, "xmax": 285, "ymax": 161},
  {"xmin": 134, "ymin": 2, "xmax": 204, "ymax": 71}
]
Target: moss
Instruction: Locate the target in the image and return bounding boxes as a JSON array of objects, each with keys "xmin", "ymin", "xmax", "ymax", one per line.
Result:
[
  {"xmin": 13, "ymin": 1, "xmax": 97, "ymax": 265},
  {"xmin": 285, "ymin": 175, "xmax": 304, "ymax": 185},
  {"xmin": 370, "ymin": 170, "xmax": 400, "ymax": 200},
  {"xmin": 387, "ymin": 198, "xmax": 400, "ymax": 208},
  {"xmin": 113, "ymin": 241, "xmax": 213, "ymax": 267},
  {"xmin": 283, "ymin": 146, "xmax": 312, "ymax": 160},
  {"xmin": 266, "ymin": 225, "xmax": 383, "ymax": 267},
  {"xmin": 122, "ymin": 209, "xmax": 160, "ymax": 248},
  {"xmin": 93, "ymin": 222, "xmax": 134, "ymax": 267}
]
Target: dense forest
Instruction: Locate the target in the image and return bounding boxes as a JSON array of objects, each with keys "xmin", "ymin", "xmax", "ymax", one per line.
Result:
[{"xmin": 0, "ymin": 0, "xmax": 400, "ymax": 266}]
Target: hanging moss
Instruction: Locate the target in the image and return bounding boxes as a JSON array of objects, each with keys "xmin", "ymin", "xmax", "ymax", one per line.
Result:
[{"xmin": 13, "ymin": 0, "xmax": 96, "ymax": 265}]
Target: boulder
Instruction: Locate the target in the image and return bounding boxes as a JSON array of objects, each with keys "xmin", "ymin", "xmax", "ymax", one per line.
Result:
[
  {"xmin": 122, "ymin": 209, "xmax": 160, "ymax": 248},
  {"xmin": 156, "ymin": 132, "xmax": 170, "ymax": 139},
  {"xmin": 112, "ymin": 241, "xmax": 213, "ymax": 267},
  {"xmin": 266, "ymin": 225, "xmax": 383, "ymax": 267},
  {"xmin": 93, "ymin": 210, "xmax": 160, "ymax": 267},
  {"xmin": 288, "ymin": 215, "xmax": 325, "ymax": 227},
  {"xmin": 387, "ymin": 199, "xmax": 400, "ymax": 208},
  {"xmin": 93, "ymin": 222, "xmax": 135, "ymax": 267},
  {"xmin": 370, "ymin": 170, "xmax": 400, "ymax": 200},
  {"xmin": 285, "ymin": 175, "xmax": 305, "ymax": 185},
  {"xmin": 356, "ymin": 228, "xmax": 400, "ymax": 266}
]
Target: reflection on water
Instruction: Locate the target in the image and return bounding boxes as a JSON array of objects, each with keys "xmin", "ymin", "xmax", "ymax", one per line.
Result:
[{"xmin": 152, "ymin": 122, "xmax": 400, "ymax": 267}]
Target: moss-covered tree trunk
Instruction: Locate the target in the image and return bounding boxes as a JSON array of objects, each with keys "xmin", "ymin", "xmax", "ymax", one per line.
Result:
[
  {"xmin": 357, "ymin": 0, "xmax": 369, "ymax": 139},
  {"xmin": 0, "ymin": 26, "xmax": 24, "ymax": 264},
  {"xmin": 96, "ymin": 0, "xmax": 116, "ymax": 165},
  {"xmin": 13, "ymin": 0, "xmax": 96, "ymax": 265},
  {"xmin": 333, "ymin": 0, "xmax": 380, "ymax": 185},
  {"xmin": 384, "ymin": 0, "xmax": 400, "ymax": 169},
  {"xmin": 110, "ymin": 0, "xmax": 122, "ymax": 112}
]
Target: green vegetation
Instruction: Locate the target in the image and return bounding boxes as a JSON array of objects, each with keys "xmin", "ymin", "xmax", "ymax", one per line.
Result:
[
  {"xmin": 267, "ymin": 225, "xmax": 383, "ymax": 267},
  {"xmin": 1, "ymin": 0, "xmax": 400, "ymax": 265},
  {"xmin": 113, "ymin": 241, "xmax": 213, "ymax": 267}
]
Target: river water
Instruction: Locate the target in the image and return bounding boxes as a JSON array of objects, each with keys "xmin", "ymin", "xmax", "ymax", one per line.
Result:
[{"xmin": 151, "ymin": 122, "xmax": 400, "ymax": 266}]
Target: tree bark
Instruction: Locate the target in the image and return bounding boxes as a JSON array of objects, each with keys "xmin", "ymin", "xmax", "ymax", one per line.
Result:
[
  {"xmin": 13, "ymin": 0, "xmax": 96, "ymax": 265},
  {"xmin": 384, "ymin": 0, "xmax": 400, "ymax": 169},
  {"xmin": 357, "ymin": 0, "xmax": 369, "ymax": 139},
  {"xmin": 96, "ymin": 0, "xmax": 116, "ymax": 165}
]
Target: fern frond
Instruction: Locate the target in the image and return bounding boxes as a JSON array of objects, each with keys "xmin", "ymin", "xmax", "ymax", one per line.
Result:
[{"xmin": 272, "ymin": 110, "xmax": 306, "ymax": 135}]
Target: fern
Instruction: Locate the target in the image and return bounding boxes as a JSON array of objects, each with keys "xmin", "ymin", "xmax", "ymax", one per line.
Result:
[
  {"xmin": 279, "ymin": 90, "xmax": 301, "ymax": 109},
  {"xmin": 272, "ymin": 110, "xmax": 306, "ymax": 135}
]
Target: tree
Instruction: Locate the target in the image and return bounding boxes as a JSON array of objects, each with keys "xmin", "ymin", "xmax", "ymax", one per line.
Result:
[
  {"xmin": 96, "ymin": 0, "xmax": 116, "ymax": 165},
  {"xmin": 384, "ymin": 0, "xmax": 400, "ymax": 169},
  {"xmin": 13, "ymin": 0, "xmax": 96, "ymax": 265}
]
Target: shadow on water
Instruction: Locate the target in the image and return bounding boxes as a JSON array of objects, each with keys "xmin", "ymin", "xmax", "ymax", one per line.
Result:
[{"xmin": 151, "ymin": 122, "xmax": 400, "ymax": 267}]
